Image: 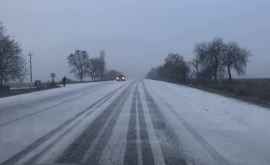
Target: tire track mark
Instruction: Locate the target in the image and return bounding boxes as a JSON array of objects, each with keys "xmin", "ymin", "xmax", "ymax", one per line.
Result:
[
  {"xmin": 143, "ymin": 82, "xmax": 231, "ymax": 165},
  {"xmin": 137, "ymin": 85, "xmax": 155, "ymax": 165},
  {"xmin": 23, "ymin": 86, "xmax": 121, "ymax": 165},
  {"xmin": 0, "ymin": 83, "xmax": 109, "ymax": 113},
  {"xmin": 0, "ymin": 83, "xmax": 110, "ymax": 127},
  {"xmin": 0, "ymin": 82, "xmax": 114, "ymax": 111},
  {"xmin": 123, "ymin": 85, "xmax": 138, "ymax": 165},
  {"xmin": 20, "ymin": 117, "xmax": 85, "ymax": 165},
  {"xmin": 83, "ymin": 86, "xmax": 133, "ymax": 164},
  {"xmin": 57, "ymin": 82, "xmax": 134, "ymax": 164},
  {"xmin": 0, "ymin": 84, "xmax": 125, "ymax": 165},
  {"xmin": 142, "ymin": 83, "xmax": 186, "ymax": 165},
  {"xmin": 154, "ymin": 93, "xmax": 231, "ymax": 165}
]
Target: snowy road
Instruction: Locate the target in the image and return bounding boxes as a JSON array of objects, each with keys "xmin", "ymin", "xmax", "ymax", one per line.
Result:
[{"xmin": 0, "ymin": 80, "xmax": 270, "ymax": 165}]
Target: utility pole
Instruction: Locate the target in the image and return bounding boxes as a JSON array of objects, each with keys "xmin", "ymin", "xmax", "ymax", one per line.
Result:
[{"xmin": 28, "ymin": 53, "xmax": 33, "ymax": 83}]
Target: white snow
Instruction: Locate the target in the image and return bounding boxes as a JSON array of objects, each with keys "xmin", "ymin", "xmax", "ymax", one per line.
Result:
[
  {"xmin": 139, "ymin": 83, "xmax": 167, "ymax": 165},
  {"xmin": 99, "ymin": 85, "xmax": 135, "ymax": 165},
  {"xmin": 1, "ymin": 79, "xmax": 270, "ymax": 165},
  {"xmin": 0, "ymin": 81, "xmax": 113, "ymax": 109},
  {"xmin": 0, "ymin": 81, "xmax": 128, "ymax": 163},
  {"xmin": 144, "ymin": 79, "xmax": 270, "ymax": 165}
]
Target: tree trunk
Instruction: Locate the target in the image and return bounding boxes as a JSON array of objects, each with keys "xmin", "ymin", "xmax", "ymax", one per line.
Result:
[
  {"xmin": 227, "ymin": 65, "xmax": 232, "ymax": 81},
  {"xmin": 214, "ymin": 71, "xmax": 218, "ymax": 81},
  {"xmin": 80, "ymin": 72, "xmax": 83, "ymax": 81},
  {"xmin": 0, "ymin": 78, "xmax": 3, "ymax": 88},
  {"xmin": 213, "ymin": 65, "xmax": 218, "ymax": 81},
  {"xmin": 214, "ymin": 56, "xmax": 219, "ymax": 81}
]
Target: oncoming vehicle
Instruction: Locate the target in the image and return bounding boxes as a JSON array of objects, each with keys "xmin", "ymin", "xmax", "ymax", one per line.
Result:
[{"xmin": 115, "ymin": 75, "xmax": 127, "ymax": 81}]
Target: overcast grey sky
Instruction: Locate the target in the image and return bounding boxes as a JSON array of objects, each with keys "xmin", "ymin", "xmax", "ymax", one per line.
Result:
[{"xmin": 1, "ymin": 0, "xmax": 269, "ymax": 80}]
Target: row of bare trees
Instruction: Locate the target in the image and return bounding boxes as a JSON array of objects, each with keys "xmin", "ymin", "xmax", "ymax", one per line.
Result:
[
  {"xmin": 147, "ymin": 38, "xmax": 251, "ymax": 82},
  {"xmin": 0, "ymin": 23, "xmax": 26, "ymax": 87},
  {"xmin": 67, "ymin": 50, "xmax": 106, "ymax": 81}
]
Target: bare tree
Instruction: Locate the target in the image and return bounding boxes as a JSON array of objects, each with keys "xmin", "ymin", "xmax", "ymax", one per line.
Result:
[
  {"xmin": 67, "ymin": 50, "xmax": 90, "ymax": 81},
  {"xmin": 0, "ymin": 23, "xmax": 25, "ymax": 87},
  {"xmin": 190, "ymin": 57, "xmax": 200, "ymax": 79},
  {"xmin": 194, "ymin": 43, "xmax": 212, "ymax": 80},
  {"xmin": 89, "ymin": 57, "xmax": 101, "ymax": 80},
  {"xmin": 194, "ymin": 38, "xmax": 226, "ymax": 80},
  {"xmin": 223, "ymin": 42, "xmax": 250, "ymax": 80},
  {"xmin": 88, "ymin": 52, "xmax": 107, "ymax": 81},
  {"xmin": 99, "ymin": 50, "xmax": 106, "ymax": 80}
]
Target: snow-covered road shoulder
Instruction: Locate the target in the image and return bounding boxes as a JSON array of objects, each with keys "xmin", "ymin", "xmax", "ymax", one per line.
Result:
[{"xmin": 144, "ymin": 79, "xmax": 270, "ymax": 165}]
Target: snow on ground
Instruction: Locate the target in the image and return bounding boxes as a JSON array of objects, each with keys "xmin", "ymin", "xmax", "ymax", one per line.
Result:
[
  {"xmin": 0, "ymin": 81, "xmax": 113, "ymax": 108},
  {"xmin": 1, "ymin": 80, "xmax": 270, "ymax": 165},
  {"xmin": 0, "ymin": 81, "xmax": 128, "ymax": 163},
  {"xmin": 25, "ymin": 83, "xmax": 129, "ymax": 165},
  {"xmin": 99, "ymin": 85, "xmax": 134, "ymax": 165},
  {"xmin": 0, "ymin": 81, "xmax": 116, "ymax": 125},
  {"xmin": 139, "ymin": 83, "xmax": 167, "ymax": 165},
  {"xmin": 144, "ymin": 79, "xmax": 270, "ymax": 165}
]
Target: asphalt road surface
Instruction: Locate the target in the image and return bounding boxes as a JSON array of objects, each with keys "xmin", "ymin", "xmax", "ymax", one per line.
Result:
[{"xmin": 1, "ymin": 80, "xmax": 270, "ymax": 165}]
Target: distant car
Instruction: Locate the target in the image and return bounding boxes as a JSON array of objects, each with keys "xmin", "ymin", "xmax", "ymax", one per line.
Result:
[{"xmin": 115, "ymin": 75, "xmax": 127, "ymax": 81}]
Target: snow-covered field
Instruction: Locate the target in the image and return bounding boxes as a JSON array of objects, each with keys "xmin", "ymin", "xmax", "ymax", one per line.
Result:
[{"xmin": 0, "ymin": 79, "xmax": 269, "ymax": 165}]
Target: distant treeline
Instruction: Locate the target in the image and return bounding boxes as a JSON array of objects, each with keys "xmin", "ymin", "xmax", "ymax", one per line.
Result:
[
  {"xmin": 67, "ymin": 49, "xmax": 124, "ymax": 81},
  {"xmin": 67, "ymin": 50, "xmax": 106, "ymax": 81},
  {"xmin": 0, "ymin": 22, "xmax": 124, "ymax": 90},
  {"xmin": 146, "ymin": 38, "xmax": 251, "ymax": 83}
]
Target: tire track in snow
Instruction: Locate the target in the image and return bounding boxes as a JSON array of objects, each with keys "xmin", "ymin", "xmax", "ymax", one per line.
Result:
[
  {"xmin": 0, "ymin": 83, "xmax": 111, "ymax": 127},
  {"xmin": 57, "ymin": 82, "xmax": 134, "ymax": 164},
  {"xmin": 142, "ymin": 82, "xmax": 186, "ymax": 165},
  {"xmin": 23, "ymin": 85, "xmax": 124, "ymax": 165},
  {"xmin": 0, "ymin": 82, "xmax": 114, "ymax": 112},
  {"xmin": 82, "ymin": 84, "xmax": 133, "ymax": 164},
  {"xmin": 123, "ymin": 85, "xmax": 138, "ymax": 165},
  {"xmin": 143, "ymin": 82, "xmax": 231, "ymax": 165},
  {"xmin": 19, "ymin": 117, "xmax": 85, "ymax": 165},
  {"xmin": 98, "ymin": 84, "xmax": 134, "ymax": 165},
  {"xmin": 137, "ymin": 85, "xmax": 155, "ymax": 165},
  {"xmin": 0, "ymin": 84, "xmax": 126, "ymax": 165}
]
